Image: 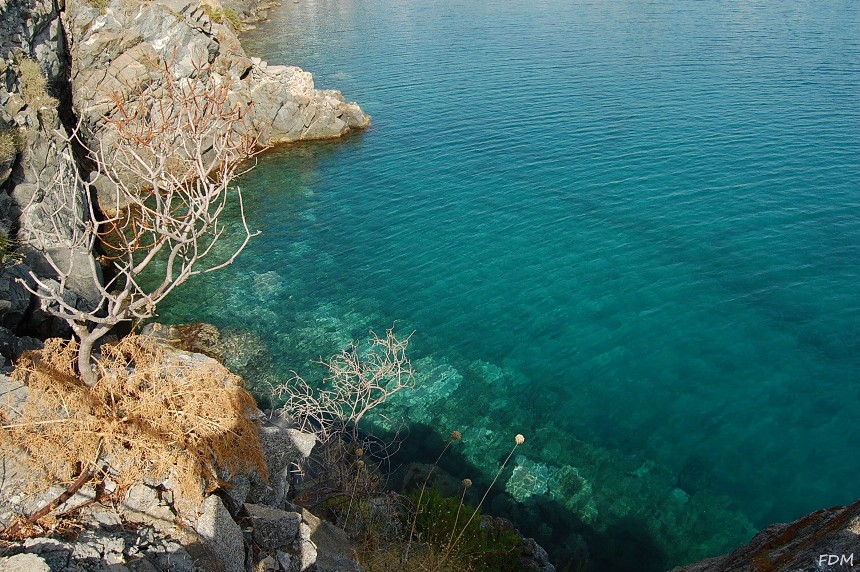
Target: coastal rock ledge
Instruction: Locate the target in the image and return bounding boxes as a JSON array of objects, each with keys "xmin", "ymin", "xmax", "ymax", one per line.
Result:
[
  {"xmin": 672, "ymin": 499, "xmax": 860, "ymax": 572},
  {"xmin": 66, "ymin": 0, "xmax": 370, "ymax": 147},
  {"xmin": 0, "ymin": 0, "xmax": 369, "ymax": 345}
]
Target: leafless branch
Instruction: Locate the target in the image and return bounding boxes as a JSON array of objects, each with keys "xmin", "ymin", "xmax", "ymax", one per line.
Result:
[
  {"xmin": 19, "ymin": 52, "xmax": 266, "ymax": 385},
  {"xmin": 274, "ymin": 328, "xmax": 415, "ymax": 445}
]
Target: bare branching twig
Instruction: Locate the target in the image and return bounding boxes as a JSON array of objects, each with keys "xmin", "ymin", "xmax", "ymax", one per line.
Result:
[{"xmin": 274, "ymin": 328, "xmax": 415, "ymax": 444}]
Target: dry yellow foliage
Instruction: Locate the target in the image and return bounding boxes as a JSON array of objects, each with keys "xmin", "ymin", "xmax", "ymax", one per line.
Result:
[{"xmin": 0, "ymin": 335, "xmax": 266, "ymax": 516}]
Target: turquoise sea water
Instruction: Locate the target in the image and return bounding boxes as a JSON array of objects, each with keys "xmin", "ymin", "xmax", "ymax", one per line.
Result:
[{"xmin": 159, "ymin": 0, "xmax": 860, "ymax": 569}]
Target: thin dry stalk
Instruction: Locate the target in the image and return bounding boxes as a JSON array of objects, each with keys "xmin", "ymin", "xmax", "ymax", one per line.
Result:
[
  {"xmin": 447, "ymin": 479, "xmax": 472, "ymax": 548},
  {"xmin": 404, "ymin": 431, "xmax": 460, "ymax": 562},
  {"xmin": 435, "ymin": 434, "xmax": 525, "ymax": 572}
]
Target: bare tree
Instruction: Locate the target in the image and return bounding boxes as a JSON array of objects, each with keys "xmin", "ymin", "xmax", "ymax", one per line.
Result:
[
  {"xmin": 20, "ymin": 56, "xmax": 263, "ymax": 385},
  {"xmin": 272, "ymin": 328, "xmax": 414, "ymax": 518},
  {"xmin": 275, "ymin": 328, "xmax": 415, "ymax": 444}
]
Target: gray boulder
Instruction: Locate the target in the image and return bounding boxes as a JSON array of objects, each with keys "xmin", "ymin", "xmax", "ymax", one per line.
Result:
[
  {"xmin": 245, "ymin": 503, "xmax": 302, "ymax": 550},
  {"xmin": 307, "ymin": 520, "xmax": 362, "ymax": 572},
  {"xmin": 119, "ymin": 484, "xmax": 177, "ymax": 534},
  {"xmin": 18, "ymin": 538, "xmax": 73, "ymax": 571},
  {"xmin": 521, "ymin": 537, "xmax": 556, "ymax": 572},
  {"xmin": 0, "ymin": 326, "xmax": 43, "ymax": 360},
  {"xmin": 195, "ymin": 494, "xmax": 246, "ymax": 572},
  {"xmin": 0, "ymin": 553, "xmax": 52, "ymax": 572},
  {"xmin": 0, "ymin": 264, "xmax": 33, "ymax": 330},
  {"xmin": 247, "ymin": 416, "xmax": 316, "ymax": 509}
]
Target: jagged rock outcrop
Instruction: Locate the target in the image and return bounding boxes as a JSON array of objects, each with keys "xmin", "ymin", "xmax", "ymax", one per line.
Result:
[
  {"xmin": 0, "ymin": 0, "xmax": 369, "ymax": 347},
  {"xmin": 672, "ymin": 499, "xmax": 860, "ymax": 572},
  {"xmin": 64, "ymin": 0, "xmax": 370, "ymax": 154}
]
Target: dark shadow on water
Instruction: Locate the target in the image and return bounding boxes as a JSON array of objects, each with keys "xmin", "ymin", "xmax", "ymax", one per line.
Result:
[{"xmin": 385, "ymin": 421, "xmax": 669, "ymax": 572}]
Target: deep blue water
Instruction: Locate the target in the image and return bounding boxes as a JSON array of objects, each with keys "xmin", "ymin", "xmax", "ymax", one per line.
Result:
[{"xmin": 159, "ymin": 0, "xmax": 860, "ymax": 568}]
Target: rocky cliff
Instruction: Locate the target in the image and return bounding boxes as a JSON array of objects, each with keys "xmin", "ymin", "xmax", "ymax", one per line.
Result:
[
  {"xmin": 1, "ymin": 0, "xmax": 97, "ymax": 349},
  {"xmin": 0, "ymin": 340, "xmax": 362, "ymax": 572},
  {"xmin": 64, "ymin": 0, "xmax": 370, "ymax": 148},
  {"xmin": 0, "ymin": 0, "xmax": 369, "ymax": 362}
]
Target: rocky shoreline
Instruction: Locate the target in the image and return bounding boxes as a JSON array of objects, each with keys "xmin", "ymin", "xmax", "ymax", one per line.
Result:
[
  {"xmin": 0, "ymin": 1, "xmax": 558, "ymax": 570},
  {"xmin": 1, "ymin": 348, "xmax": 357, "ymax": 572},
  {"xmin": 0, "ymin": 0, "xmax": 371, "ymax": 362},
  {"xmin": 1, "ymin": 0, "xmax": 857, "ymax": 570},
  {"xmin": 0, "ymin": 0, "xmax": 375, "ymax": 567}
]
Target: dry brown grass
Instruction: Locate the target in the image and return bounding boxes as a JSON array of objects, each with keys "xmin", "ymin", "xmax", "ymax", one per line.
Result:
[
  {"xmin": 0, "ymin": 128, "xmax": 22, "ymax": 164},
  {"xmin": 17, "ymin": 58, "xmax": 57, "ymax": 107},
  {"xmin": 0, "ymin": 335, "xmax": 266, "ymax": 517}
]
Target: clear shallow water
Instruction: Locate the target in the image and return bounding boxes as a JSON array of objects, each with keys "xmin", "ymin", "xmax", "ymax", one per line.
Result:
[{"xmin": 160, "ymin": 0, "xmax": 860, "ymax": 569}]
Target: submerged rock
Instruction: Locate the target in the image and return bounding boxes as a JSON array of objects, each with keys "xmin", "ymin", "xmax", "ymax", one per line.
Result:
[
  {"xmin": 548, "ymin": 464, "xmax": 598, "ymax": 524},
  {"xmin": 387, "ymin": 355, "xmax": 462, "ymax": 422},
  {"xmin": 506, "ymin": 455, "xmax": 552, "ymax": 502}
]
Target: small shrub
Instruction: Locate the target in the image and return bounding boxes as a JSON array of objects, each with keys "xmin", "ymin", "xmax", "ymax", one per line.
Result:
[
  {"xmin": 0, "ymin": 127, "xmax": 22, "ymax": 164},
  {"xmin": 0, "ymin": 234, "xmax": 23, "ymax": 266},
  {"xmin": 201, "ymin": 4, "xmax": 243, "ymax": 30},
  {"xmin": 222, "ymin": 8, "xmax": 242, "ymax": 30},
  {"xmin": 410, "ymin": 487, "xmax": 523, "ymax": 572},
  {"xmin": 17, "ymin": 58, "xmax": 58, "ymax": 107},
  {"xmin": 91, "ymin": 0, "xmax": 109, "ymax": 13}
]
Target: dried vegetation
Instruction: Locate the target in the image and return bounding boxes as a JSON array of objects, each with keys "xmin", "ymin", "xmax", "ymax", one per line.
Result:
[{"xmin": 0, "ymin": 335, "xmax": 266, "ymax": 522}]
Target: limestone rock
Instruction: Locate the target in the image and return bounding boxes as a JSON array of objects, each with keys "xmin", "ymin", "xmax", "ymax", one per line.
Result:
[
  {"xmin": 294, "ymin": 521, "xmax": 317, "ymax": 571},
  {"xmin": 308, "ymin": 520, "xmax": 361, "ymax": 572},
  {"xmin": 19, "ymin": 538, "xmax": 72, "ymax": 571},
  {"xmin": 0, "ymin": 326, "xmax": 44, "ymax": 360},
  {"xmin": 222, "ymin": 473, "xmax": 251, "ymax": 515},
  {"xmin": 0, "ymin": 0, "xmax": 66, "ymax": 85},
  {"xmin": 0, "ymin": 264, "xmax": 33, "ymax": 330},
  {"xmin": 64, "ymin": 0, "xmax": 369, "ymax": 163},
  {"xmin": 287, "ymin": 428, "xmax": 316, "ymax": 459},
  {"xmin": 276, "ymin": 551, "xmax": 292, "ymax": 571},
  {"xmin": 195, "ymin": 494, "xmax": 246, "ymax": 572},
  {"xmin": 520, "ymin": 537, "xmax": 556, "ymax": 572},
  {"xmin": 4, "ymin": 103, "xmax": 104, "ymax": 314},
  {"xmin": 244, "ymin": 503, "xmax": 302, "ymax": 550},
  {"xmin": 120, "ymin": 484, "xmax": 176, "ymax": 534},
  {"xmin": 2, "ymin": 518, "xmax": 208, "ymax": 571},
  {"xmin": 0, "ymin": 553, "xmax": 51, "ymax": 572},
  {"xmin": 247, "ymin": 416, "xmax": 316, "ymax": 509}
]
